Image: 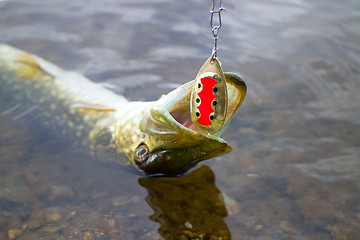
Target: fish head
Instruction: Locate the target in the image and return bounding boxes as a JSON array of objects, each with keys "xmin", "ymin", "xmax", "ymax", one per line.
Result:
[
  {"xmin": 121, "ymin": 73, "xmax": 246, "ymax": 175},
  {"xmin": 135, "ymin": 107, "xmax": 231, "ymax": 175}
]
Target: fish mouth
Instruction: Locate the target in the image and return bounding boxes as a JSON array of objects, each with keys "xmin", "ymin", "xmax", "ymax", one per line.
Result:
[
  {"xmin": 137, "ymin": 73, "xmax": 246, "ymax": 175},
  {"xmin": 162, "ymin": 81, "xmax": 201, "ymax": 133},
  {"xmin": 157, "ymin": 73, "xmax": 246, "ymax": 138},
  {"xmin": 156, "ymin": 81, "xmax": 211, "ymax": 135}
]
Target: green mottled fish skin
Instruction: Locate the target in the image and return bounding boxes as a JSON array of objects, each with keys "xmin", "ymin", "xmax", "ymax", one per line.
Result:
[
  {"xmin": 0, "ymin": 44, "xmax": 139, "ymax": 164},
  {"xmin": 0, "ymin": 44, "xmax": 247, "ymax": 175}
]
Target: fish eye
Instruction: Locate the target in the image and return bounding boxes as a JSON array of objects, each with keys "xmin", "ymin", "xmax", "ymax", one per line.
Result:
[{"xmin": 134, "ymin": 144, "xmax": 150, "ymax": 165}]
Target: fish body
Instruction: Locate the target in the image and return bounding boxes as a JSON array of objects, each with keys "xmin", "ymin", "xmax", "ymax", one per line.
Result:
[{"xmin": 0, "ymin": 44, "xmax": 246, "ymax": 175}]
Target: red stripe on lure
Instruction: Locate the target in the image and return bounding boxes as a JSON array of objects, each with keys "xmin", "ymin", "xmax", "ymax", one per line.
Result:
[{"xmin": 196, "ymin": 77, "xmax": 217, "ymax": 126}]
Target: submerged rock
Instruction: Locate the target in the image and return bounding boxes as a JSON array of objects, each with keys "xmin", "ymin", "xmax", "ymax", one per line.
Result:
[
  {"xmin": 40, "ymin": 224, "xmax": 64, "ymax": 233},
  {"xmin": 8, "ymin": 229, "xmax": 23, "ymax": 239},
  {"xmin": 46, "ymin": 213, "xmax": 61, "ymax": 223}
]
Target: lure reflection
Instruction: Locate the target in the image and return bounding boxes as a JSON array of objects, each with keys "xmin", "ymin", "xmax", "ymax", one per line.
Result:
[{"xmin": 139, "ymin": 165, "xmax": 231, "ymax": 239}]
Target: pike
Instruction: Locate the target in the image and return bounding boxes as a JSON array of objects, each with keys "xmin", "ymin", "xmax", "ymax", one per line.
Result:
[{"xmin": 0, "ymin": 44, "xmax": 246, "ymax": 175}]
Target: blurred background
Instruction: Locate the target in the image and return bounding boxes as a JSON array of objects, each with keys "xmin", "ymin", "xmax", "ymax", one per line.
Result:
[{"xmin": 0, "ymin": 0, "xmax": 359, "ymax": 239}]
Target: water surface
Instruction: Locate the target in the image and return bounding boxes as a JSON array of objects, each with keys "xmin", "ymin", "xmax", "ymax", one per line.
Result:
[{"xmin": 0, "ymin": 0, "xmax": 359, "ymax": 239}]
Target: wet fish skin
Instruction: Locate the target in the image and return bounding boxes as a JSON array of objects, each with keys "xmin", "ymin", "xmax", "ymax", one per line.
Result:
[
  {"xmin": 0, "ymin": 44, "xmax": 246, "ymax": 175},
  {"xmin": 0, "ymin": 44, "xmax": 128, "ymax": 157}
]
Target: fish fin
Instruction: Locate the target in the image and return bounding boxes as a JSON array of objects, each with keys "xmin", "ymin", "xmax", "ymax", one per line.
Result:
[
  {"xmin": 14, "ymin": 53, "xmax": 45, "ymax": 79},
  {"xmin": 0, "ymin": 44, "xmax": 53, "ymax": 79},
  {"xmin": 70, "ymin": 103, "xmax": 116, "ymax": 112}
]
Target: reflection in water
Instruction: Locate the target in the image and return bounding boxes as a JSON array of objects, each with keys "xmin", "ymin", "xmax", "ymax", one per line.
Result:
[{"xmin": 139, "ymin": 165, "xmax": 230, "ymax": 240}]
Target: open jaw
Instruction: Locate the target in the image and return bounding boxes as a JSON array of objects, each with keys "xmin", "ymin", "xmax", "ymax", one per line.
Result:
[
  {"xmin": 168, "ymin": 95, "xmax": 198, "ymax": 132},
  {"xmin": 136, "ymin": 78, "xmax": 246, "ymax": 175},
  {"xmin": 155, "ymin": 72, "xmax": 247, "ymax": 141},
  {"xmin": 158, "ymin": 82, "xmax": 228, "ymax": 137},
  {"xmin": 137, "ymin": 74, "xmax": 245, "ymax": 175}
]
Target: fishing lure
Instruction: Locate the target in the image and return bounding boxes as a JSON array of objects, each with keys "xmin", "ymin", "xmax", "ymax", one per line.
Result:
[
  {"xmin": 190, "ymin": 57, "xmax": 227, "ymax": 134},
  {"xmin": 190, "ymin": 0, "xmax": 227, "ymax": 135}
]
